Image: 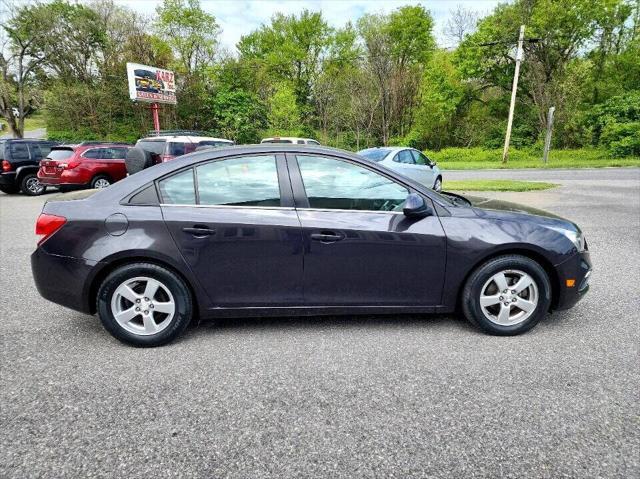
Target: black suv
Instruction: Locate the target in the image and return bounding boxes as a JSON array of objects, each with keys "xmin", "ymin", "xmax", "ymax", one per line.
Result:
[{"xmin": 0, "ymin": 139, "xmax": 59, "ymax": 195}]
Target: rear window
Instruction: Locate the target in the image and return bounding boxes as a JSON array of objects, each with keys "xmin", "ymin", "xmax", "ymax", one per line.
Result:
[
  {"xmin": 47, "ymin": 149, "xmax": 75, "ymax": 161},
  {"xmin": 0, "ymin": 142, "xmax": 5, "ymax": 161},
  {"xmin": 135, "ymin": 140, "xmax": 166, "ymax": 155},
  {"xmin": 262, "ymin": 139, "xmax": 293, "ymax": 144},
  {"xmin": 358, "ymin": 148, "xmax": 392, "ymax": 162}
]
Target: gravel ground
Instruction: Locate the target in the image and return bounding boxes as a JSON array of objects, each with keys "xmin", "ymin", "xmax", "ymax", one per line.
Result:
[{"xmin": 1, "ymin": 168, "xmax": 638, "ymax": 478}]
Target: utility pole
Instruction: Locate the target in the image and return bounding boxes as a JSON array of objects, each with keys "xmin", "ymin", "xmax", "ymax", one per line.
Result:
[
  {"xmin": 542, "ymin": 106, "xmax": 555, "ymax": 165},
  {"xmin": 502, "ymin": 25, "xmax": 525, "ymax": 164}
]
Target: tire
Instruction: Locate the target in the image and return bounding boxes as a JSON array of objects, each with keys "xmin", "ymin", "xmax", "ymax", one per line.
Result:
[
  {"xmin": 91, "ymin": 174, "xmax": 112, "ymax": 189},
  {"xmin": 20, "ymin": 172, "xmax": 46, "ymax": 196},
  {"xmin": 0, "ymin": 184, "xmax": 19, "ymax": 194},
  {"xmin": 462, "ymin": 255, "xmax": 551, "ymax": 335},
  {"xmin": 97, "ymin": 263, "xmax": 193, "ymax": 347},
  {"xmin": 433, "ymin": 176, "xmax": 442, "ymax": 192},
  {"xmin": 125, "ymin": 147, "xmax": 155, "ymax": 175}
]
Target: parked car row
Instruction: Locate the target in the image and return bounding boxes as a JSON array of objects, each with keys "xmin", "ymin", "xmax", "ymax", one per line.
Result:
[{"xmin": 0, "ymin": 132, "xmax": 445, "ymax": 196}]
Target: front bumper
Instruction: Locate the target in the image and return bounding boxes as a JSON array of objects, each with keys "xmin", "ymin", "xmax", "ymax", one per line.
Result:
[
  {"xmin": 553, "ymin": 250, "xmax": 592, "ymax": 310},
  {"xmin": 31, "ymin": 248, "xmax": 98, "ymax": 314}
]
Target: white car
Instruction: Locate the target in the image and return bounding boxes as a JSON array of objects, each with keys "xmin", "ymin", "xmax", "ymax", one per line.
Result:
[
  {"xmin": 358, "ymin": 146, "xmax": 442, "ymax": 191},
  {"xmin": 261, "ymin": 137, "xmax": 320, "ymax": 145},
  {"xmin": 136, "ymin": 132, "xmax": 234, "ymax": 162}
]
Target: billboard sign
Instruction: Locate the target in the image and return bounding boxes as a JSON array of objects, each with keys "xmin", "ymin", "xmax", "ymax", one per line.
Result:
[{"xmin": 126, "ymin": 62, "xmax": 176, "ymax": 104}]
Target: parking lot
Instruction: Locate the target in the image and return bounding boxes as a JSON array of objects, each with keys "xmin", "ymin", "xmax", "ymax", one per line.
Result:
[{"xmin": 1, "ymin": 167, "xmax": 638, "ymax": 478}]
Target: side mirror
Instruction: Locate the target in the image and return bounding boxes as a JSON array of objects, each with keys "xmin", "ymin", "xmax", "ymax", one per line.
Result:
[{"xmin": 403, "ymin": 193, "xmax": 432, "ymax": 218}]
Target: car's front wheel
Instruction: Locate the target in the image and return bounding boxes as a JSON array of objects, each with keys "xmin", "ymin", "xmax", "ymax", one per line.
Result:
[
  {"xmin": 462, "ymin": 255, "xmax": 551, "ymax": 335},
  {"xmin": 433, "ymin": 176, "xmax": 442, "ymax": 192},
  {"xmin": 97, "ymin": 263, "xmax": 193, "ymax": 347},
  {"xmin": 20, "ymin": 173, "xmax": 46, "ymax": 196}
]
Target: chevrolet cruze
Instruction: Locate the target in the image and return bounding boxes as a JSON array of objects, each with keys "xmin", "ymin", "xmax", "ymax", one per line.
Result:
[{"xmin": 31, "ymin": 145, "xmax": 592, "ymax": 347}]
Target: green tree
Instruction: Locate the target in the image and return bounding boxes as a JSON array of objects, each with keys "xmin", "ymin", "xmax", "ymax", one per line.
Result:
[{"xmin": 266, "ymin": 82, "xmax": 302, "ymax": 135}]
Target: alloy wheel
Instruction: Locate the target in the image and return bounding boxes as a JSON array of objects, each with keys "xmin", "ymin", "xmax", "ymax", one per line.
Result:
[
  {"xmin": 434, "ymin": 178, "xmax": 442, "ymax": 192},
  {"xmin": 110, "ymin": 276, "xmax": 176, "ymax": 336},
  {"xmin": 26, "ymin": 177, "xmax": 45, "ymax": 195},
  {"xmin": 94, "ymin": 178, "xmax": 111, "ymax": 189},
  {"xmin": 479, "ymin": 269, "xmax": 538, "ymax": 326}
]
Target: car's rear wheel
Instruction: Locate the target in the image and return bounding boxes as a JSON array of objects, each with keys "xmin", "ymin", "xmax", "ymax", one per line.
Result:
[
  {"xmin": 462, "ymin": 255, "xmax": 551, "ymax": 335},
  {"xmin": 20, "ymin": 173, "xmax": 46, "ymax": 196},
  {"xmin": 91, "ymin": 175, "xmax": 111, "ymax": 189},
  {"xmin": 0, "ymin": 184, "xmax": 19, "ymax": 194},
  {"xmin": 97, "ymin": 263, "xmax": 193, "ymax": 347}
]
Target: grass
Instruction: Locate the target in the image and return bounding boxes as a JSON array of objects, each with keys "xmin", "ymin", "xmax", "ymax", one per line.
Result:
[
  {"xmin": 445, "ymin": 179, "xmax": 559, "ymax": 192},
  {"xmin": 429, "ymin": 147, "xmax": 640, "ymax": 170},
  {"xmin": 0, "ymin": 112, "xmax": 47, "ymax": 134}
]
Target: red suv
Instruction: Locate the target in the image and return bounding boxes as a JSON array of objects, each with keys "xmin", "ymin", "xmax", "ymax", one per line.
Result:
[{"xmin": 38, "ymin": 144, "xmax": 130, "ymax": 190}]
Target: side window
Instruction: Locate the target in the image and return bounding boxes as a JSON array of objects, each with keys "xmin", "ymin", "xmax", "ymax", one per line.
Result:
[
  {"xmin": 158, "ymin": 168, "xmax": 196, "ymax": 204},
  {"xmin": 9, "ymin": 142, "xmax": 30, "ymax": 160},
  {"xmin": 168, "ymin": 142, "xmax": 186, "ymax": 156},
  {"xmin": 411, "ymin": 150, "xmax": 429, "ymax": 166},
  {"xmin": 196, "ymin": 155, "xmax": 280, "ymax": 207},
  {"xmin": 297, "ymin": 155, "xmax": 409, "ymax": 212},
  {"xmin": 82, "ymin": 148, "xmax": 102, "ymax": 159},
  {"xmin": 297, "ymin": 140, "xmax": 305, "ymax": 144},
  {"xmin": 110, "ymin": 148, "xmax": 128, "ymax": 159},
  {"xmin": 394, "ymin": 150, "xmax": 415, "ymax": 164},
  {"xmin": 30, "ymin": 143, "xmax": 52, "ymax": 160}
]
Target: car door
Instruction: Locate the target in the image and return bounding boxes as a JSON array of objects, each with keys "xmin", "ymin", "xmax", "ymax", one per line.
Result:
[
  {"xmin": 288, "ymin": 153, "xmax": 446, "ymax": 306},
  {"xmin": 159, "ymin": 153, "xmax": 304, "ymax": 307}
]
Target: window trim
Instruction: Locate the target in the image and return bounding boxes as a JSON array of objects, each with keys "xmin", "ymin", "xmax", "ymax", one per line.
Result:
[
  {"xmin": 287, "ymin": 152, "xmax": 415, "ymax": 214},
  {"xmin": 154, "ymin": 153, "xmax": 293, "ymax": 208}
]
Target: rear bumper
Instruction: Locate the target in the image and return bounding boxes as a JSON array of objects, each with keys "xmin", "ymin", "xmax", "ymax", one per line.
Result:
[
  {"xmin": 553, "ymin": 250, "xmax": 592, "ymax": 310},
  {"xmin": 31, "ymin": 248, "xmax": 97, "ymax": 314},
  {"xmin": 0, "ymin": 171, "xmax": 17, "ymax": 186}
]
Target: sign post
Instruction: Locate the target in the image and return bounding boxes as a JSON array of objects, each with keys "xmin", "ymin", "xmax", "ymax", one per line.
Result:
[{"xmin": 126, "ymin": 62, "xmax": 176, "ymax": 133}]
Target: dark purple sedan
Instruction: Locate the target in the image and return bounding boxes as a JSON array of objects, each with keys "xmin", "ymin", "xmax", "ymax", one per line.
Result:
[{"xmin": 31, "ymin": 145, "xmax": 591, "ymax": 346}]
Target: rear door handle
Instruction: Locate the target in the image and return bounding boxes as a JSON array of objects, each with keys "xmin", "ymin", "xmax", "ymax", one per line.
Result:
[
  {"xmin": 310, "ymin": 232, "xmax": 344, "ymax": 243},
  {"xmin": 182, "ymin": 226, "xmax": 216, "ymax": 237}
]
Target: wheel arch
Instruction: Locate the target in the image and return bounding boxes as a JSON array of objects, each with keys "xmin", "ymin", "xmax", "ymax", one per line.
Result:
[
  {"xmin": 456, "ymin": 247, "xmax": 561, "ymax": 311},
  {"xmin": 87, "ymin": 254, "xmax": 200, "ymax": 316},
  {"xmin": 91, "ymin": 171, "xmax": 113, "ymax": 185}
]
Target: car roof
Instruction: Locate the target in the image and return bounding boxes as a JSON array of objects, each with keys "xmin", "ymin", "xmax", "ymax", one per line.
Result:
[
  {"xmin": 261, "ymin": 137, "xmax": 316, "ymax": 142},
  {"xmin": 359, "ymin": 146, "xmax": 410, "ymax": 153},
  {"xmin": 138, "ymin": 136, "xmax": 233, "ymax": 143}
]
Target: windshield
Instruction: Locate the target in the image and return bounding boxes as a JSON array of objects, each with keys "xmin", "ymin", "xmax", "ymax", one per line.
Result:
[
  {"xmin": 46, "ymin": 149, "xmax": 75, "ymax": 161},
  {"xmin": 358, "ymin": 148, "xmax": 392, "ymax": 162}
]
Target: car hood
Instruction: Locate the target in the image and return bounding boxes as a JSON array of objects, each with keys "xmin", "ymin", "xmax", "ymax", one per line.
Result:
[{"xmin": 464, "ymin": 195, "xmax": 581, "ymax": 234}]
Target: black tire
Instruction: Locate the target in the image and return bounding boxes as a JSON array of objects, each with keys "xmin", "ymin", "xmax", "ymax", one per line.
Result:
[
  {"xmin": 433, "ymin": 176, "xmax": 442, "ymax": 192},
  {"xmin": 0, "ymin": 184, "xmax": 19, "ymax": 194},
  {"xmin": 462, "ymin": 254, "xmax": 551, "ymax": 335},
  {"xmin": 97, "ymin": 263, "xmax": 193, "ymax": 347},
  {"xmin": 125, "ymin": 147, "xmax": 155, "ymax": 175},
  {"xmin": 20, "ymin": 172, "xmax": 46, "ymax": 196},
  {"xmin": 91, "ymin": 174, "xmax": 112, "ymax": 189}
]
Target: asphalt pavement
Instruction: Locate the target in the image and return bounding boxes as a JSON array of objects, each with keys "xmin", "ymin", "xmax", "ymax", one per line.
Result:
[{"xmin": 1, "ymin": 168, "xmax": 638, "ymax": 478}]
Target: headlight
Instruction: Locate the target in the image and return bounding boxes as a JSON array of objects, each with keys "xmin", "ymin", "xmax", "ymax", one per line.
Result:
[{"xmin": 562, "ymin": 229, "xmax": 585, "ymax": 251}]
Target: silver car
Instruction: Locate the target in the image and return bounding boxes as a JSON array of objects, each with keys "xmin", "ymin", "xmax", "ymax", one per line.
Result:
[{"xmin": 358, "ymin": 147, "xmax": 442, "ymax": 191}]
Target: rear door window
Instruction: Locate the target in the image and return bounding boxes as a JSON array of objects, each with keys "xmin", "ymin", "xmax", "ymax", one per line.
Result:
[
  {"xmin": 30, "ymin": 143, "xmax": 52, "ymax": 160},
  {"xmin": 9, "ymin": 142, "xmax": 30, "ymax": 160},
  {"xmin": 196, "ymin": 155, "xmax": 280, "ymax": 207},
  {"xmin": 394, "ymin": 150, "xmax": 415, "ymax": 164},
  {"xmin": 158, "ymin": 169, "xmax": 196, "ymax": 204},
  {"xmin": 82, "ymin": 148, "xmax": 103, "ymax": 159}
]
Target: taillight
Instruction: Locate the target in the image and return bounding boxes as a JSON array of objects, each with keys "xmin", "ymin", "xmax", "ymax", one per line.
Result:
[
  {"xmin": 2, "ymin": 160, "xmax": 11, "ymax": 172},
  {"xmin": 35, "ymin": 214, "xmax": 66, "ymax": 246},
  {"xmin": 66, "ymin": 159, "xmax": 81, "ymax": 169}
]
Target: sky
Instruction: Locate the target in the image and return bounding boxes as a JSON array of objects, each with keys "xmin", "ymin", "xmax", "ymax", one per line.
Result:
[{"xmin": 112, "ymin": 0, "xmax": 504, "ymax": 51}]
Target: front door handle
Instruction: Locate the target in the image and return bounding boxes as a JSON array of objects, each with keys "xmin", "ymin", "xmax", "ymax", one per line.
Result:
[
  {"xmin": 310, "ymin": 232, "xmax": 344, "ymax": 243},
  {"xmin": 182, "ymin": 225, "xmax": 216, "ymax": 237}
]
